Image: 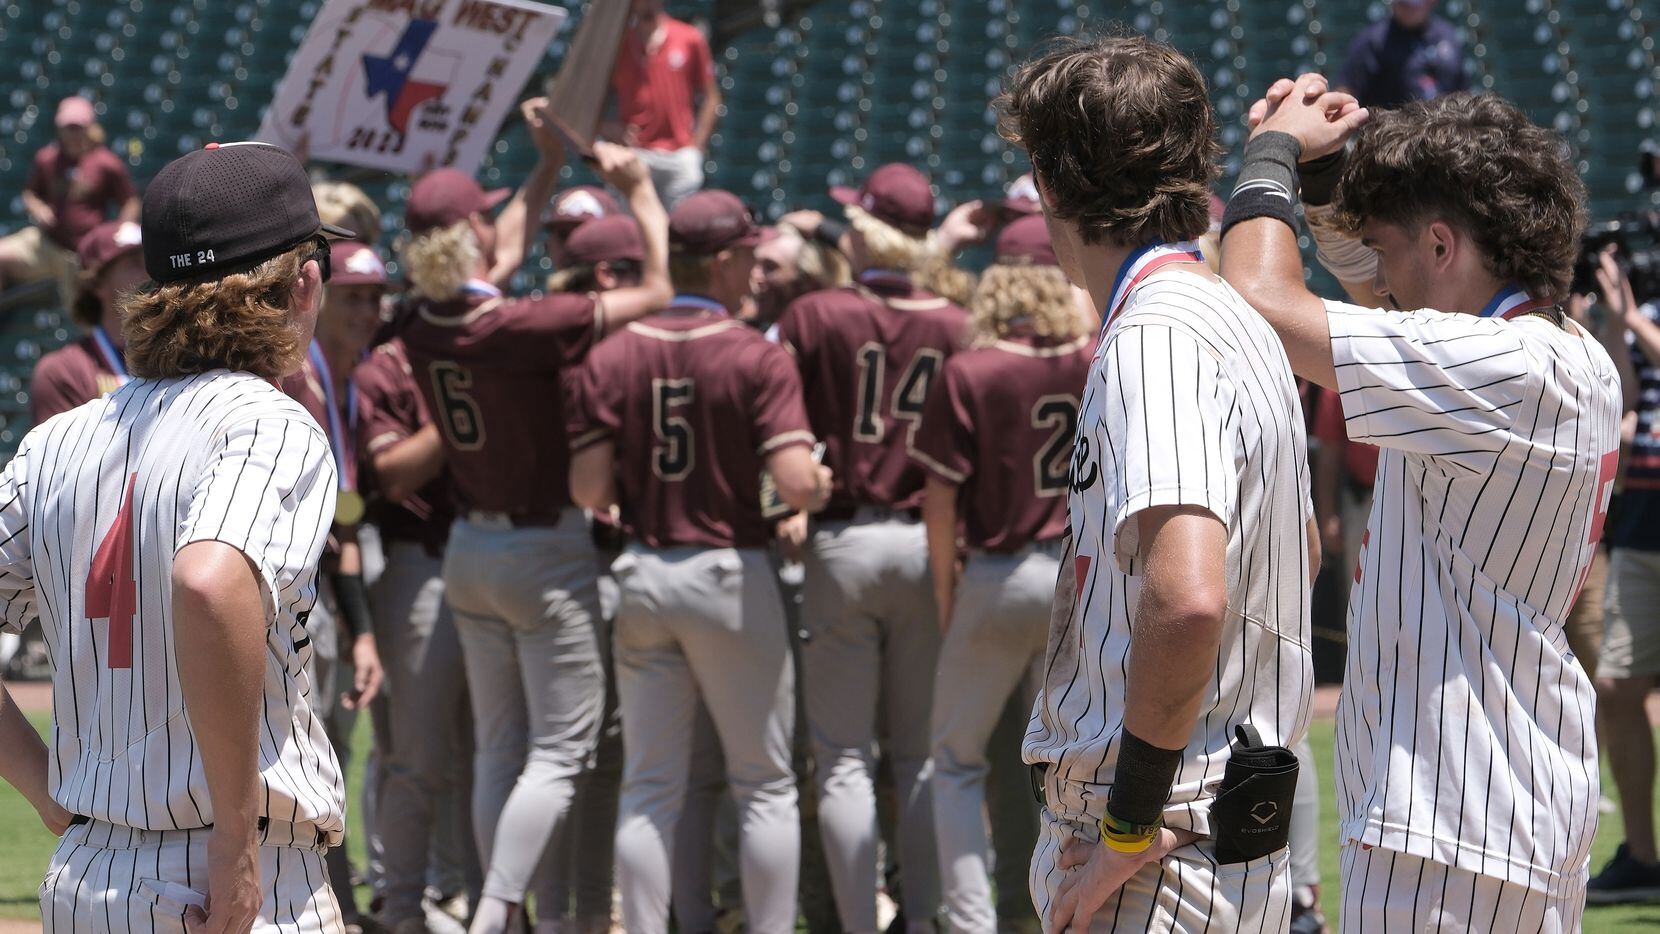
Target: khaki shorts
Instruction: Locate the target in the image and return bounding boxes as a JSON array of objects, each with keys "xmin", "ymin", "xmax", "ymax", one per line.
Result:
[
  {"xmin": 1599, "ymin": 548, "xmax": 1660, "ymax": 680},
  {"xmin": 0, "ymin": 225, "xmax": 78, "ymax": 303}
]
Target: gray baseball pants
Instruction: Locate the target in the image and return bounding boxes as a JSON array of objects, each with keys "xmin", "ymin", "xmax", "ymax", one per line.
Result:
[
  {"xmin": 444, "ymin": 511, "xmax": 606, "ymax": 904},
  {"xmin": 370, "ymin": 539, "xmax": 474, "ymax": 923},
  {"xmin": 800, "ymin": 512, "xmax": 941, "ymax": 932},
  {"xmin": 611, "ymin": 545, "xmax": 800, "ymax": 934},
  {"xmin": 931, "ymin": 544, "xmax": 1057, "ymax": 934}
]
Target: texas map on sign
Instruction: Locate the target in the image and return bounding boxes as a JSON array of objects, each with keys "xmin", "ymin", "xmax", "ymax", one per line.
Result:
[{"xmin": 257, "ymin": 0, "xmax": 566, "ymax": 175}]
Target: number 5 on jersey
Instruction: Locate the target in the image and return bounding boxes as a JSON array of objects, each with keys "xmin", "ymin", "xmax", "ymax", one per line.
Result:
[{"xmin": 87, "ymin": 473, "xmax": 138, "ymax": 669}]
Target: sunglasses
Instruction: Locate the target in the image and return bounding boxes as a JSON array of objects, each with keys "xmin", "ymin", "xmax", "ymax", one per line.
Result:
[{"xmin": 305, "ymin": 237, "xmax": 333, "ymax": 283}]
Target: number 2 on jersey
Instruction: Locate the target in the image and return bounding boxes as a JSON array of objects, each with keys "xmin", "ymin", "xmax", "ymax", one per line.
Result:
[
  {"xmin": 1031, "ymin": 395, "xmax": 1080, "ymax": 496},
  {"xmin": 86, "ymin": 473, "xmax": 138, "ymax": 669}
]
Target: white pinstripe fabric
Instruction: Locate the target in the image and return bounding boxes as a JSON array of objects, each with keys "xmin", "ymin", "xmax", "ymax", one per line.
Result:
[{"xmin": 1340, "ymin": 843, "xmax": 1585, "ymax": 933}]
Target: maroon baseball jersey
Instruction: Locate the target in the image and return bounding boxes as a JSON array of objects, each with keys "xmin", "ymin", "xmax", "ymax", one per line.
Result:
[
  {"xmin": 774, "ymin": 275, "xmax": 968, "ymax": 513},
  {"xmin": 399, "ymin": 288, "xmax": 601, "ymax": 520},
  {"xmin": 277, "ymin": 355, "xmax": 329, "ymax": 429},
  {"xmin": 29, "ymin": 336, "xmax": 121, "ymax": 423},
  {"xmin": 355, "ymin": 338, "xmax": 454, "ymax": 553},
  {"xmin": 911, "ymin": 333, "xmax": 1094, "ymax": 550},
  {"xmin": 567, "ymin": 310, "xmax": 814, "ymax": 549}
]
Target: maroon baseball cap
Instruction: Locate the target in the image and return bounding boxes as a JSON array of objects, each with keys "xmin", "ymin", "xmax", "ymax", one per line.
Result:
[
  {"xmin": 830, "ymin": 163, "xmax": 935, "ymax": 234},
  {"xmin": 669, "ymin": 190, "xmax": 762, "ymax": 256},
  {"xmin": 1000, "ymin": 173, "xmax": 1042, "ymax": 217},
  {"xmin": 406, "ymin": 168, "xmax": 511, "ymax": 234},
  {"xmin": 565, "ymin": 215, "xmax": 644, "ymax": 266},
  {"xmin": 56, "ymin": 96, "xmax": 95, "ymax": 128},
  {"xmin": 330, "ymin": 241, "xmax": 389, "ymax": 286},
  {"xmin": 546, "ymin": 185, "xmax": 623, "ymax": 235},
  {"xmin": 994, "ymin": 215, "xmax": 1059, "ymax": 267},
  {"xmin": 76, "ymin": 220, "xmax": 143, "ymax": 276}
]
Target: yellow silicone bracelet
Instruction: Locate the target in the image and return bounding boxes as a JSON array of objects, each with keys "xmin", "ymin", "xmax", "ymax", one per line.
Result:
[{"xmin": 1098, "ymin": 820, "xmax": 1156, "ymax": 854}]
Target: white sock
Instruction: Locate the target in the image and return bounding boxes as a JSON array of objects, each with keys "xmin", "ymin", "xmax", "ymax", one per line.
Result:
[{"xmin": 467, "ymin": 895, "xmax": 515, "ymax": 934}]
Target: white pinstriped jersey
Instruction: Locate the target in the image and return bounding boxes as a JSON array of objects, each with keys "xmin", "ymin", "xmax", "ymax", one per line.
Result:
[
  {"xmin": 0, "ymin": 371, "xmax": 344, "ymax": 835},
  {"xmin": 1024, "ymin": 261, "xmax": 1314, "ymax": 836},
  {"xmin": 1327, "ymin": 299, "xmax": 1619, "ymax": 897}
]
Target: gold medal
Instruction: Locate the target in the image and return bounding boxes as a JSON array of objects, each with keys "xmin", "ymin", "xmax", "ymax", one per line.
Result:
[{"xmin": 335, "ymin": 489, "xmax": 366, "ymax": 526}]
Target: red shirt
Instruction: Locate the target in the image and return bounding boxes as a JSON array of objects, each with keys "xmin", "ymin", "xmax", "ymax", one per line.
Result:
[
  {"xmin": 29, "ymin": 336, "xmax": 122, "ymax": 423},
  {"xmin": 775, "ymin": 276, "xmax": 969, "ymax": 514},
  {"xmin": 27, "ymin": 144, "xmax": 136, "ymax": 250},
  {"xmin": 567, "ymin": 309, "xmax": 813, "ymax": 548},
  {"xmin": 1314, "ymin": 384, "xmax": 1379, "ymax": 488},
  {"xmin": 355, "ymin": 339, "xmax": 454, "ymax": 554},
  {"xmin": 610, "ymin": 17, "xmax": 714, "ymax": 151},
  {"xmin": 911, "ymin": 333, "xmax": 1095, "ymax": 551},
  {"xmin": 399, "ymin": 288, "xmax": 601, "ymax": 520}
]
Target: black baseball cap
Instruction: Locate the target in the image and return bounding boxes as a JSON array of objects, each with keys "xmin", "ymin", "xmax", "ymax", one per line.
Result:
[{"xmin": 142, "ymin": 141, "xmax": 354, "ymax": 284}]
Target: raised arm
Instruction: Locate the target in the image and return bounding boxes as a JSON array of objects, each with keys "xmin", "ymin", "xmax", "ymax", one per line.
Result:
[
  {"xmin": 488, "ymin": 97, "xmax": 565, "ymax": 288},
  {"xmin": 589, "ymin": 142, "xmax": 673, "ymax": 331},
  {"xmin": 1219, "ymin": 74, "xmax": 1370, "ymax": 391}
]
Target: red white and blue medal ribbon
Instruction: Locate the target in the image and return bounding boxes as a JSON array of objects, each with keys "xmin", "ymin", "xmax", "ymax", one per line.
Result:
[
  {"xmin": 309, "ymin": 340, "xmax": 363, "ymax": 524},
  {"xmin": 91, "ymin": 326, "xmax": 129, "ymax": 387},
  {"xmin": 669, "ymin": 294, "xmax": 729, "ymax": 316},
  {"xmin": 1103, "ymin": 240, "xmax": 1207, "ymax": 333},
  {"xmin": 462, "ymin": 278, "xmax": 502, "ymax": 298},
  {"xmin": 1479, "ymin": 284, "xmax": 1552, "ymax": 320}
]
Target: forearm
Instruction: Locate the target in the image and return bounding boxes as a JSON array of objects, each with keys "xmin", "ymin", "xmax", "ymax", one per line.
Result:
[
  {"xmin": 1599, "ymin": 318, "xmax": 1640, "ymax": 413},
  {"xmin": 118, "ymin": 196, "xmax": 141, "ymax": 224},
  {"xmin": 693, "ymin": 88, "xmax": 721, "ymax": 151},
  {"xmin": 489, "ymin": 159, "xmax": 561, "ymax": 288},
  {"xmin": 0, "ymin": 681, "xmax": 55, "ymax": 816},
  {"xmin": 922, "ymin": 478, "xmax": 960, "ymax": 621},
  {"xmin": 570, "ymin": 444, "xmax": 619, "ymax": 512},
  {"xmin": 371, "ymin": 424, "xmax": 444, "ymax": 505},
  {"xmin": 173, "ymin": 543, "xmax": 267, "ymax": 837},
  {"xmin": 1221, "ymin": 217, "xmax": 1337, "ymax": 389},
  {"xmin": 1626, "ymin": 311, "xmax": 1660, "ymax": 380},
  {"xmin": 597, "ymin": 179, "xmax": 673, "ymax": 330}
]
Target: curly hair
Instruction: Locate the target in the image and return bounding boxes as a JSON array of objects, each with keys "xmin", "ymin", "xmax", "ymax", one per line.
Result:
[
  {"xmin": 969, "ymin": 260, "xmax": 1085, "ymax": 346},
  {"xmin": 1334, "ymin": 92, "xmax": 1587, "ymax": 302},
  {"xmin": 399, "ymin": 221, "xmax": 480, "ymax": 302},
  {"xmin": 312, "ymin": 180, "xmax": 382, "ymax": 244},
  {"xmin": 995, "ymin": 32, "xmax": 1220, "ymax": 246},
  {"xmin": 846, "ymin": 204, "xmax": 940, "ymax": 273},
  {"xmin": 120, "ymin": 243, "xmax": 310, "ymax": 379}
]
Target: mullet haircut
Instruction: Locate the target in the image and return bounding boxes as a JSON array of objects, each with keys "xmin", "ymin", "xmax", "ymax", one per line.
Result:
[
  {"xmin": 1334, "ymin": 92, "xmax": 1586, "ymax": 302},
  {"xmin": 995, "ymin": 31, "xmax": 1220, "ymax": 246}
]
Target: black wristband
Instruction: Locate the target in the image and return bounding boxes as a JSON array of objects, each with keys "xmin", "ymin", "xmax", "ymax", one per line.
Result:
[
  {"xmin": 1107, "ymin": 729, "xmax": 1185, "ymax": 826},
  {"xmin": 1219, "ymin": 186, "xmax": 1298, "ymax": 239},
  {"xmin": 812, "ymin": 217, "xmax": 848, "ymax": 251},
  {"xmin": 1298, "ymin": 150, "xmax": 1345, "ymax": 207},
  {"xmin": 332, "ymin": 572, "xmax": 373, "ymax": 641},
  {"xmin": 1235, "ymin": 131, "xmax": 1303, "ymax": 202}
]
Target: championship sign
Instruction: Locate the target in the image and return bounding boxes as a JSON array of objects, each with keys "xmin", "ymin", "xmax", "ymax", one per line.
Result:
[{"xmin": 257, "ymin": 0, "xmax": 569, "ymax": 175}]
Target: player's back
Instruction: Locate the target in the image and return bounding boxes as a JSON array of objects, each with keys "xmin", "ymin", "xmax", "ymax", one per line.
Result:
[
  {"xmin": 913, "ymin": 334, "xmax": 1094, "ymax": 551},
  {"xmin": 576, "ymin": 314, "xmax": 811, "ymax": 549},
  {"xmin": 399, "ymin": 288, "xmax": 600, "ymax": 521},
  {"xmin": 4, "ymin": 371, "xmax": 340, "ymax": 830},
  {"xmin": 776, "ymin": 278, "xmax": 968, "ymax": 513}
]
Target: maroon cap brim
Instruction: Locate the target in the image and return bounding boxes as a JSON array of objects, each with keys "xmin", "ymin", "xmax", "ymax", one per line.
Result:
[{"xmin": 829, "ymin": 185, "xmax": 860, "ymax": 207}]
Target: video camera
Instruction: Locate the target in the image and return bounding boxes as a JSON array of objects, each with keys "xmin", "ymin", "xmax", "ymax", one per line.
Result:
[{"xmin": 1573, "ymin": 208, "xmax": 1660, "ymax": 304}]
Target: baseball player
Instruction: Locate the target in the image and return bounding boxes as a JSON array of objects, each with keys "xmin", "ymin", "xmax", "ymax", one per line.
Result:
[
  {"xmin": 0, "ymin": 141, "xmax": 353, "ymax": 931},
  {"xmin": 28, "ymin": 219, "xmax": 145, "ymax": 422},
  {"xmin": 1221, "ymin": 78, "xmax": 1617, "ymax": 928},
  {"xmin": 396, "ymin": 141, "xmax": 671, "ymax": 934},
  {"xmin": 349, "ymin": 255, "xmax": 479, "ymax": 934},
  {"xmin": 567, "ymin": 188, "xmax": 831, "ymax": 933},
  {"xmin": 774, "ymin": 162, "xmax": 969, "ymax": 933},
  {"xmin": 1000, "ymin": 36, "xmax": 1316, "ymax": 932},
  {"xmin": 908, "ymin": 215, "xmax": 1092, "ymax": 934}
]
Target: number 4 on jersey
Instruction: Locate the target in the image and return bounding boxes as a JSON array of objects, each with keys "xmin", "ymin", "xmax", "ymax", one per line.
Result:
[{"xmin": 86, "ymin": 473, "xmax": 138, "ymax": 669}]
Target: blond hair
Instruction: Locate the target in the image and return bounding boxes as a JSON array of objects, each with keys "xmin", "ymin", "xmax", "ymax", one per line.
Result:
[
  {"xmin": 845, "ymin": 204, "xmax": 940, "ymax": 272},
  {"xmin": 968, "ymin": 260, "xmax": 1085, "ymax": 346},
  {"xmin": 399, "ymin": 221, "xmax": 480, "ymax": 302},
  {"xmin": 312, "ymin": 181, "xmax": 382, "ymax": 243},
  {"xmin": 773, "ymin": 223, "xmax": 852, "ymax": 289},
  {"xmin": 121, "ymin": 244, "xmax": 311, "ymax": 379}
]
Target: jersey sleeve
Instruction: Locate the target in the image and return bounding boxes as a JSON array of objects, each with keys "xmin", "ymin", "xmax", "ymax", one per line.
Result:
[
  {"xmin": 0, "ymin": 442, "xmax": 37, "ymax": 634},
  {"xmin": 103, "ymin": 152, "xmax": 136, "ymax": 205},
  {"xmin": 1326, "ymin": 299, "xmax": 1535, "ymax": 469},
  {"xmin": 750, "ymin": 343, "xmax": 814, "ymax": 455},
  {"xmin": 910, "ymin": 358, "xmax": 973, "ymax": 484},
  {"xmin": 565, "ymin": 356, "xmax": 620, "ymax": 453},
  {"xmin": 1097, "ymin": 323, "xmax": 1239, "ymax": 572},
  {"xmin": 773, "ymin": 297, "xmax": 818, "ymax": 370},
  {"xmin": 514, "ymin": 292, "xmax": 602, "ymax": 368},
  {"xmin": 354, "ymin": 351, "xmax": 421, "ymax": 458},
  {"xmin": 177, "ymin": 415, "xmax": 336, "ymax": 620}
]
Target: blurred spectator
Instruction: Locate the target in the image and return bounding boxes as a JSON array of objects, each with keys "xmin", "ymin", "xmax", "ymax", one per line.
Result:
[
  {"xmin": 1588, "ymin": 249, "xmax": 1660, "ymax": 903},
  {"xmin": 1337, "ymin": 0, "xmax": 1469, "ymax": 110},
  {"xmin": 29, "ymin": 220, "xmax": 144, "ymax": 424},
  {"xmin": 0, "ymin": 96, "xmax": 138, "ymax": 299},
  {"xmin": 609, "ymin": 0, "xmax": 721, "ymax": 207}
]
